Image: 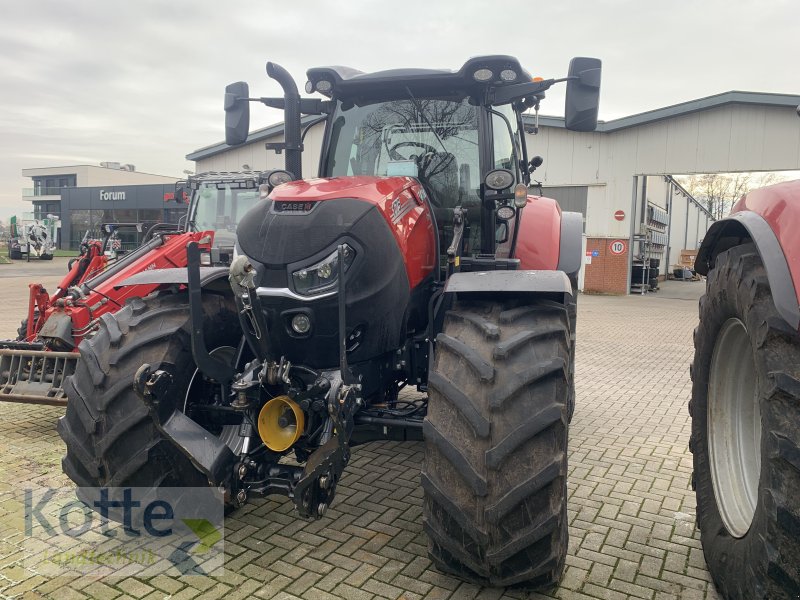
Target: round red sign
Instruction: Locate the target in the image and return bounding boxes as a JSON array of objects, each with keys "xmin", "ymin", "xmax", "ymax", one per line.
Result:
[
  {"xmin": 614, "ymin": 210, "xmax": 625, "ymax": 221},
  {"xmin": 610, "ymin": 240, "xmax": 627, "ymax": 255}
]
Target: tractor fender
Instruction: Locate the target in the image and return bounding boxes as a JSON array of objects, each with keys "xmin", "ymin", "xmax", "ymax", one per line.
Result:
[
  {"xmin": 443, "ymin": 270, "xmax": 573, "ymax": 297},
  {"xmin": 115, "ymin": 266, "xmax": 230, "ymax": 289},
  {"xmin": 514, "ymin": 196, "xmax": 563, "ymax": 271},
  {"xmin": 696, "ymin": 211, "xmax": 799, "ymax": 330},
  {"xmin": 556, "ymin": 211, "xmax": 583, "ymax": 277}
]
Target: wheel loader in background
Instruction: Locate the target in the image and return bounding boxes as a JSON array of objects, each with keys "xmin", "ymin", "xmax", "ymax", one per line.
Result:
[
  {"xmin": 8, "ymin": 214, "xmax": 58, "ymax": 260},
  {"xmin": 0, "ymin": 170, "xmax": 287, "ymax": 406},
  {"xmin": 691, "ymin": 178, "xmax": 800, "ymax": 598},
  {"xmin": 58, "ymin": 55, "xmax": 601, "ymax": 588}
]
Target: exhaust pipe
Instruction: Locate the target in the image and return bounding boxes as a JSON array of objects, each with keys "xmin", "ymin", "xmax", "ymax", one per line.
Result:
[{"xmin": 266, "ymin": 62, "xmax": 302, "ymax": 179}]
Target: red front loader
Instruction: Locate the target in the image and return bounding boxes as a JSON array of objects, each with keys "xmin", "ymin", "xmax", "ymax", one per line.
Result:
[{"xmin": 0, "ymin": 171, "xmax": 285, "ymax": 405}]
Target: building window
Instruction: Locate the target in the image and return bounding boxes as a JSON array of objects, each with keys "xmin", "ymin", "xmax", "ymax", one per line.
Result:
[
  {"xmin": 32, "ymin": 174, "xmax": 76, "ymax": 196},
  {"xmin": 69, "ymin": 210, "xmax": 95, "ymax": 249}
]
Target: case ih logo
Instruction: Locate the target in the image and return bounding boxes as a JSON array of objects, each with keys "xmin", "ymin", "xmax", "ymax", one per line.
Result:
[
  {"xmin": 274, "ymin": 201, "xmax": 316, "ymax": 213},
  {"xmin": 100, "ymin": 189, "xmax": 126, "ymax": 201}
]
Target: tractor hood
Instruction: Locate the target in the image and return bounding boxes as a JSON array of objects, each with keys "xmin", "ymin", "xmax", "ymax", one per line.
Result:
[
  {"xmin": 236, "ymin": 175, "xmax": 419, "ymax": 270},
  {"xmin": 269, "ymin": 175, "xmax": 416, "ymax": 203}
]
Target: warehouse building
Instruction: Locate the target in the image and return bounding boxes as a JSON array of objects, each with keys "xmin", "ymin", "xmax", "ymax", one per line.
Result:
[
  {"xmin": 187, "ymin": 90, "xmax": 800, "ymax": 294},
  {"xmin": 21, "ymin": 163, "xmax": 182, "ymax": 249}
]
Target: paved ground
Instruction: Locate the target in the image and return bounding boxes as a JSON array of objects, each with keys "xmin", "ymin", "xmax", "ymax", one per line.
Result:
[{"xmin": 0, "ymin": 264, "xmax": 723, "ymax": 600}]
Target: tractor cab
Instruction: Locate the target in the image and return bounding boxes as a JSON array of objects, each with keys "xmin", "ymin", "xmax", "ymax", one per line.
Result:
[{"xmin": 225, "ymin": 56, "xmax": 600, "ymax": 264}]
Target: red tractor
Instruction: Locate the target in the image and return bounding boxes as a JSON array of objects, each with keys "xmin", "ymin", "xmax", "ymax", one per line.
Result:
[
  {"xmin": 58, "ymin": 56, "xmax": 601, "ymax": 588},
  {"xmin": 0, "ymin": 171, "xmax": 284, "ymax": 406},
  {"xmin": 691, "ymin": 179, "xmax": 800, "ymax": 598}
]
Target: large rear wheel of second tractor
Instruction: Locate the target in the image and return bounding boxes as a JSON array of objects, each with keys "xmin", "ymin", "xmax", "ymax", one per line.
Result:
[
  {"xmin": 690, "ymin": 243, "xmax": 800, "ymax": 598},
  {"xmin": 423, "ymin": 296, "xmax": 571, "ymax": 588},
  {"xmin": 57, "ymin": 291, "xmax": 243, "ymax": 494}
]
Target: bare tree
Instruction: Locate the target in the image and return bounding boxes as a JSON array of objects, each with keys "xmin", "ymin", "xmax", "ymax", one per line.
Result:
[{"xmin": 678, "ymin": 172, "xmax": 785, "ymax": 219}]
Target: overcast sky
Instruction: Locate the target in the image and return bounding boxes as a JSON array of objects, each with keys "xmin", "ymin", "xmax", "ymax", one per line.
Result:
[{"xmin": 0, "ymin": 0, "xmax": 797, "ymax": 221}]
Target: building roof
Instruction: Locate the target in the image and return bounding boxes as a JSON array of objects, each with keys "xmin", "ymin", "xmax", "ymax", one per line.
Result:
[
  {"xmin": 21, "ymin": 164, "xmax": 179, "ymax": 179},
  {"xmin": 186, "ymin": 91, "xmax": 800, "ymax": 161}
]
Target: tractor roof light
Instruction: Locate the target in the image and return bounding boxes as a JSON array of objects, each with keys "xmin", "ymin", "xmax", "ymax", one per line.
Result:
[
  {"xmin": 473, "ymin": 68, "xmax": 493, "ymax": 82},
  {"xmin": 315, "ymin": 79, "xmax": 333, "ymax": 93},
  {"xmin": 514, "ymin": 183, "xmax": 528, "ymax": 208},
  {"xmin": 484, "ymin": 169, "xmax": 514, "ymax": 191},
  {"xmin": 499, "ymin": 69, "xmax": 517, "ymax": 82}
]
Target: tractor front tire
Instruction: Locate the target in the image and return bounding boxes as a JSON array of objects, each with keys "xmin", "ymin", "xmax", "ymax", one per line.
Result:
[
  {"xmin": 690, "ymin": 243, "xmax": 800, "ymax": 599},
  {"xmin": 423, "ymin": 297, "xmax": 571, "ymax": 589},
  {"xmin": 58, "ymin": 291, "xmax": 239, "ymax": 491}
]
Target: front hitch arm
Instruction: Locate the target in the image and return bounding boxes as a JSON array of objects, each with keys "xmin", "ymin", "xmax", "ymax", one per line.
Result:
[
  {"xmin": 134, "ymin": 363, "xmax": 237, "ymax": 487},
  {"xmin": 292, "ymin": 377, "xmax": 359, "ymax": 518},
  {"xmin": 187, "ymin": 241, "xmax": 234, "ymax": 386}
]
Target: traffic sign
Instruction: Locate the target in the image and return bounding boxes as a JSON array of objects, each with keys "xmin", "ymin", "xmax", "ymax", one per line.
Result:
[
  {"xmin": 610, "ymin": 240, "xmax": 627, "ymax": 255},
  {"xmin": 614, "ymin": 210, "xmax": 625, "ymax": 221}
]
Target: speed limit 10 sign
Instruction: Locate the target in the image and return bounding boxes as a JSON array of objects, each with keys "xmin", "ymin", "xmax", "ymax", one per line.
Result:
[{"xmin": 609, "ymin": 240, "xmax": 627, "ymax": 255}]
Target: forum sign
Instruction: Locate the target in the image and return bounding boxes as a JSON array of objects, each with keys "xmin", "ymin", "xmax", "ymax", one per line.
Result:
[{"xmin": 99, "ymin": 189, "xmax": 126, "ymax": 201}]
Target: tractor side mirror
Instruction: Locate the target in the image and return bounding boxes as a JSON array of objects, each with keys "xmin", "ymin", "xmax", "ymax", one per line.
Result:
[
  {"xmin": 225, "ymin": 81, "xmax": 251, "ymax": 146},
  {"xmin": 565, "ymin": 57, "xmax": 601, "ymax": 132}
]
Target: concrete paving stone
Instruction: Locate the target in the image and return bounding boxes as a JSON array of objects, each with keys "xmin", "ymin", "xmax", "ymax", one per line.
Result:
[
  {"xmin": 0, "ymin": 277, "xmax": 732, "ymax": 599},
  {"xmin": 390, "ymin": 574, "xmax": 433, "ymax": 597},
  {"xmin": 581, "ymin": 582, "xmax": 629, "ymax": 600},
  {"xmin": 331, "ymin": 582, "xmax": 375, "ymax": 600},
  {"xmin": 284, "ymin": 570, "xmax": 322, "ymax": 596},
  {"xmin": 195, "ymin": 582, "xmax": 232, "ymax": 600},
  {"xmin": 315, "ymin": 567, "xmax": 351, "ymax": 592},
  {"xmin": 170, "ymin": 586, "xmax": 204, "ymax": 600},
  {"xmin": 419, "ymin": 586, "xmax": 452, "ymax": 600},
  {"xmin": 607, "ymin": 577, "xmax": 655, "ymax": 599},
  {"xmin": 361, "ymin": 578, "xmax": 405, "ymax": 599},
  {"xmin": 252, "ymin": 573, "xmax": 293, "ymax": 599},
  {"xmin": 344, "ymin": 562, "xmax": 379, "ymax": 587},
  {"xmin": 115, "ymin": 578, "xmax": 156, "ymax": 598},
  {"xmin": 560, "ymin": 565, "xmax": 588, "ymax": 590}
]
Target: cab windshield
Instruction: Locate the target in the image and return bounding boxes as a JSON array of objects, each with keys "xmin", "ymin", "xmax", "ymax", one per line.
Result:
[
  {"xmin": 324, "ymin": 97, "xmax": 480, "ymax": 209},
  {"xmin": 189, "ymin": 184, "xmax": 261, "ymax": 247}
]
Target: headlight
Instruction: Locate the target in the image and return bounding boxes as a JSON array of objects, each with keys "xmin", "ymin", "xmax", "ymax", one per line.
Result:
[
  {"xmin": 268, "ymin": 170, "xmax": 293, "ymax": 187},
  {"xmin": 291, "ymin": 313, "xmax": 312, "ymax": 334},
  {"xmin": 292, "ymin": 244, "xmax": 355, "ymax": 296}
]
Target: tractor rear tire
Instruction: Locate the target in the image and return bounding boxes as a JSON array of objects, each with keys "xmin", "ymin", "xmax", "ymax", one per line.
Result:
[
  {"xmin": 423, "ymin": 297, "xmax": 571, "ymax": 589},
  {"xmin": 690, "ymin": 243, "xmax": 800, "ymax": 599},
  {"xmin": 58, "ymin": 291, "xmax": 240, "ymax": 492}
]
